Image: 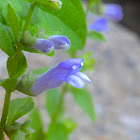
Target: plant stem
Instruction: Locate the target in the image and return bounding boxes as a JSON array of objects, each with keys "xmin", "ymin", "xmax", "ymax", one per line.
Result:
[
  {"xmin": 0, "ymin": 91, "xmax": 11, "ymax": 140},
  {"xmin": 52, "ymin": 84, "xmax": 68, "ymax": 122},
  {"xmin": 22, "ymin": 1, "xmax": 36, "ymax": 36},
  {"xmin": 0, "ymin": 2, "xmax": 36, "ymax": 139}
]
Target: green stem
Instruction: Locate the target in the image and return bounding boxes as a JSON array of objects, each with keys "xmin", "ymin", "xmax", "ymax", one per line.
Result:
[
  {"xmin": 0, "ymin": 91, "xmax": 11, "ymax": 140},
  {"xmin": 52, "ymin": 84, "xmax": 68, "ymax": 122},
  {"xmin": 22, "ymin": 1, "xmax": 36, "ymax": 36},
  {"xmin": 0, "ymin": 2, "xmax": 36, "ymax": 139}
]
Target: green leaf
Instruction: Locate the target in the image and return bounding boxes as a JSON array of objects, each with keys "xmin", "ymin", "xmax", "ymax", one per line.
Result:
[
  {"xmin": 28, "ymin": 108, "xmax": 44, "ymax": 140},
  {"xmin": 80, "ymin": 52, "xmax": 96, "ymax": 71},
  {"xmin": 6, "ymin": 130, "xmax": 25, "ymax": 140},
  {"xmin": 0, "ymin": 78, "xmax": 17, "ymax": 92},
  {"xmin": 5, "ymin": 121, "xmax": 34, "ymax": 139},
  {"xmin": 46, "ymin": 89, "xmax": 64, "ymax": 121},
  {"xmin": 7, "ymin": 3, "xmax": 20, "ymax": 41},
  {"xmin": 88, "ymin": 31, "xmax": 106, "ymax": 42},
  {"xmin": 20, "ymin": 125, "xmax": 35, "ymax": 135},
  {"xmin": 0, "ymin": 22, "xmax": 15, "ymax": 56},
  {"xmin": 3, "ymin": 0, "xmax": 87, "ymax": 55},
  {"xmin": 71, "ymin": 89, "xmax": 96, "ymax": 122},
  {"xmin": 47, "ymin": 122, "xmax": 69, "ymax": 140},
  {"xmin": 8, "ymin": 97, "xmax": 34, "ymax": 124},
  {"xmin": 5, "ymin": 122, "xmax": 21, "ymax": 132},
  {"xmin": 7, "ymin": 51, "xmax": 27, "ymax": 78},
  {"xmin": 35, "ymin": 0, "xmax": 62, "ymax": 10},
  {"xmin": 62, "ymin": 118, "xmax": 77, "ymax": 134}
]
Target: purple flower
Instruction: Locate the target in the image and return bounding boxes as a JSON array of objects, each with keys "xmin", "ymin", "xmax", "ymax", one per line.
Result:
[
  {"xmin": 89, "ymin": 18, "xmax": 108, "ymax": 32},
  {"xmin": 21, "ymin": 31, "xmax": 71, "ymax": 54},
  {"xmin": 48, "ymin": 35, "xmax": 71, "ymax": 50},
  {"xmin": 104, "ymin": 4, "xmax": 123, "ymax": 21},
  {"xmin": 30, "ymin": 59, "xmax": 91, "ymax": 96},
  {"xmin": 33, "ymin": 39, "xmax": 54, "ymax": 53}
]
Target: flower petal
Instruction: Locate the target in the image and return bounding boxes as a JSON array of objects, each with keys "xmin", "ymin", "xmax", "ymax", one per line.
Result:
[
  {"xmin": 66, "ymin": 75, "xmax": 85, "ymax": 89},
  {"xmin": 76, "ymin": 72, "xmax": 91, "ymax": 83},
  {"xmin": 48, "ymin": 35, "xmax": 71, "ymax": 50},
  {"xmin": 34, "ymin": 39, "xmax": 54, "ymax": 53},
  {"xmin": 89, "ymin": 18, "xmax": 108, "ymax": 32}
]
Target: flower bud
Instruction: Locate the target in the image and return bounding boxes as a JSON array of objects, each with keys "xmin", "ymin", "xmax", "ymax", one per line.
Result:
[
  {"xmin": 48, "ymin": 35, "xmax": 71, "ymax": 50},
  {"xmin": 35, "ymin": 0, "xmax": 62, "ymax": 10},
  {"xmin": 21, "ymin": 31, "xmax": 54, "ymax": 54}
]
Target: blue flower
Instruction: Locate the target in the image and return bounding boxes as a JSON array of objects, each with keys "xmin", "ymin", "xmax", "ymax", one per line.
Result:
[
  {"xmin": 104, "ymin": 4, "xmax": 123, "ymax": 21},
  {"xmin": 89, "ymin": 18, "xmax": 108, "ymax": 32},
  {"xmin": 21, "ymin": 31, "xmax": 71, "ymax": 54},
  {"xmin": 48, "ymin": 35, "xmax": 71, "ymax": 50},
  {"xmin": 33, "ymin": 39, "xmax": 54, "ymax": 53},
  {"xmin": 30, "ymin": 59, "xmax": 91, "ymax": 96},
  {"xmin": 89, "ymin": 4, "xmax": 123, "ymax": 32}
]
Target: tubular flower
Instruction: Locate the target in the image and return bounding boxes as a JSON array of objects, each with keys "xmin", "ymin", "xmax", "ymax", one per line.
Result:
[
  {"xmin": 89, "ymin": 18, "xmax": 108, "ymax": 32},
  {"xmin": 31, "ymin": 59, "xmax": 91, "ymax": 96},
  {"xmin": 104, "ymin": 4, "xmax": 123, "ymax": 21},
  {"xmin": 16, "ymin": 59, "xmax": 91, "ymax": 96},
  {"xmin": 21, "ymin": 31, "xmax": 71, "ymax": 54}
]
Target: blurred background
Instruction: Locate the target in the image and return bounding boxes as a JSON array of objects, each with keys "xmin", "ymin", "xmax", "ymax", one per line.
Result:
[{"xmin": 0, "ymin": 0, "xmax": 140, "ymax": 140}]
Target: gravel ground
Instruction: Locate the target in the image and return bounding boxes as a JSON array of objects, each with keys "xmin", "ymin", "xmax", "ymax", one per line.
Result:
[{"xmin": 0, "ymin": 17, "xmax": 140, "ymax": 140}]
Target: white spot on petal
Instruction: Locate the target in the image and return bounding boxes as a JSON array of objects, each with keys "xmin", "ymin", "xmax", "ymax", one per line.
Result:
[
  {"xmin": 72, "ymin": 65, "xmax": 77, "ymax": 70},
  {"xmin": 81, "ymin": 62, "xmax": 84, "ymax": 66},
  {"xmin": 60, "ymin": 43, "xmax": 70, "ymax": 50}
]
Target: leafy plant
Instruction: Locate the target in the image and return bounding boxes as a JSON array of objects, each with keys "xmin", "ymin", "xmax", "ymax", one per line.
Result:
[{"xmin": 0, "ymin": 0, "xmax": 122, "ymax": 139}]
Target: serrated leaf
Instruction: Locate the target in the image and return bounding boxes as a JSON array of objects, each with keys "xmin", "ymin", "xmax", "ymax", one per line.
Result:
[
  {"xmin": 6, "ymin": 130, "xmax": 25, "ymax": 140},
  {"xmin": 7, "ymin": 51, "xmax": 27, "ymax": 78},
  {"xmin": 2, "ymin": 0, "xmax": 87, "ymax": 56},
  {"xmin": 0, "ymin": 78, "xmax": 17, "ymax": 92},
  {"xmin": 46, "ymin": 89, "xmax": 65, "ymax": 121},
  {"xmin": 71, "ymin": 89, "xmax": 96, "ymax": 122},
  {"xmin": 47, "ymin": 122, "xmax": 69, "ymax": 140},
  {"xmin": 0, "ymin": 22, "xmax": 15, "ymax": 56},
  {"xmin": 88, "ymin": 31, "xmax": 106, "ymax": 42},
  {"xmin": 8, "ymin": 97, "xmax": 34, "ymax": 124},
  {"xmin": 7, "ymin": 3, "xmax": 20, "ymax": 41},
  {"xmin": 28, "ymin": 108, "xmax": 44, "ymax": 140}
]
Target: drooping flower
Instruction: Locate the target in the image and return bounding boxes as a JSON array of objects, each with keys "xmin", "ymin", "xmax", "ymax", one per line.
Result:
[
  {"xmin": 89, "ymin": 18, "xmax": 108, "ymax": 32},
  {"xmin": 21, "ymin": 31, "xmax": 71, "ymax": 54},
  {"xmin": 16, "ymin": 59, "xmax": 91, "ymax": 96},
  {"xmin": 104, "ymin": 4, "xmax": 123, "ymax": 21}
]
